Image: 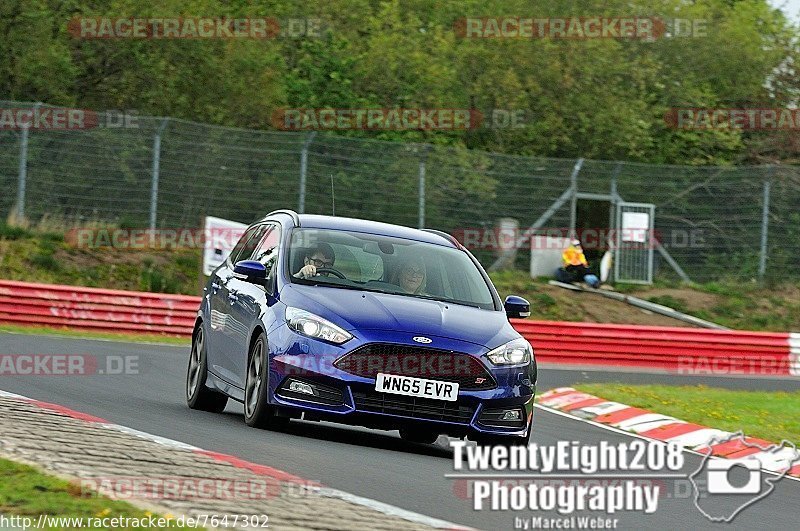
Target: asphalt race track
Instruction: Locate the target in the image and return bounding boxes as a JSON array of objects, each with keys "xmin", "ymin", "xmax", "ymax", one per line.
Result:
[{"xmin": 1, "ymin": 332, "xmax": 798, "ymax": 530}]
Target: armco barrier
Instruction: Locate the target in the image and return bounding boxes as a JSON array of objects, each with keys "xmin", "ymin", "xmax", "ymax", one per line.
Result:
[
  {"xmin": 512, "ymin": 319, "xmax": 799, "ymax": 377},
  {"xmin": 0, "ymin": 280, "xmax": 199, "ymax": 335},
  {"xmin": 0, "ymin": 280, "xmax": 797, "ymax": 377}
]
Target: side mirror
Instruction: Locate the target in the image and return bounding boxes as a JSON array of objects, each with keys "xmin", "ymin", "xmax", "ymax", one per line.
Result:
[
  {"xmin": 504, "ymin": 295, "xmax": 530, "ymax": 319},
  {"xmin": 233, "ymin": 260, "xmax": 268, "ymax": 286}
]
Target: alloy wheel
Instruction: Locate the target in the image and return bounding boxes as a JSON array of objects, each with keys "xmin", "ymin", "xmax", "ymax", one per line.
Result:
[{"xmin": 245, "ymin": 338, "xmax": 264, "ymax": 418}]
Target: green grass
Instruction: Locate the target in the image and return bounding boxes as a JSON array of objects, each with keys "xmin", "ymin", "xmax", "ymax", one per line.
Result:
[
  {"xmin": 0, "ymin": 224, "xmax": 32, "ymax": 240},
  {"xmin": 488, "ymin": 270, "xmax": 578, "ymax": 321},
  {"xmin": 0, "ymin": 458, "xmax": 190, "ymax": 530},
  {"xmin": 0, "ymin": 324, "xmax": 190, "ymax": 346},
  {"xmin": 0, "ymin": 223, "xmax": 202, "ymax": 295},
  {"xmin": 612, "ymin": 280, "xmax": 799, "ymax": 331},
  {"xmin": 574, "ymin": 384, "xmax": 800, "ymax": 444},
  {"xmin": 492, "ymin": 269, "xmax": 800, "ymax": 331}
]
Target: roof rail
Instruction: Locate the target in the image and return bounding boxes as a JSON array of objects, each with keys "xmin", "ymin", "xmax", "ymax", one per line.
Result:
[
  {"xmin": 265, "ymin": 209, "xmax": 301, "ymax": 226},
  {"xmin": 422, "ymin": 228, "xmax": 461, "ymax": 248}
]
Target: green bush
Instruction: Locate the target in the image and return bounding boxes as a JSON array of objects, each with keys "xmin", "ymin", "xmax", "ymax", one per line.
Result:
[
  {"xmin": 29, "ymin": 252, "xmax": 60, "ymax": 271},
  {"xmin": 0, "ymin": 224, "xmax": 30, "ymax": 240}
]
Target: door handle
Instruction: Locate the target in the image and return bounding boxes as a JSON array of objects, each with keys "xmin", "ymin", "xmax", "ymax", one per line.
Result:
[{"xmin": 228, "ymin": 292, "xmax": 239, "ymax": 303}]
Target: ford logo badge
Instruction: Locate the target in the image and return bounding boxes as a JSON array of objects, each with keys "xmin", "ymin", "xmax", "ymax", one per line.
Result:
[{"xmin": 413, "ymin": 336, "xmax": 432, "ymax": 344}]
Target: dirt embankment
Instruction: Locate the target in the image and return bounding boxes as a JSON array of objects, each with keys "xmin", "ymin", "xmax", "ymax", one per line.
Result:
[{"xmin": 490, "ymin": 271, "xmax": 800, "ymax": 331}]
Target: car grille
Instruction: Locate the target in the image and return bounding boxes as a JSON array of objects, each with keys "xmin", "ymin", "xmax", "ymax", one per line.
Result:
[
  {"xmin": 334, "ymin": 343, "xmax": 496, "ymax": 390},
  {"xmin": 352, "ymin": 390, "xmax": 476, "ymax": 424}
]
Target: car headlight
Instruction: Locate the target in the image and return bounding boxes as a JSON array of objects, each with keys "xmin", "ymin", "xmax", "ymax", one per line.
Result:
[
  {"xmin": 285, "ymin": 307, "xmax": 352, "ymax": 344},
  {"xmin": 486, "ymin": 338, "xmax": 532, "ymax": 365}
]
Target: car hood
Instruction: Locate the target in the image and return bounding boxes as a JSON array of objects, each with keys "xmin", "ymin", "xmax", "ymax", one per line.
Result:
[{"xmin": 280, "ymin": 283, "xmax": 518, "ymax": 349}]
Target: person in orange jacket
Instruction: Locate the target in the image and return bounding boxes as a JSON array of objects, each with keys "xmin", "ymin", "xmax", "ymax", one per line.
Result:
[{"xmin": 557, "ymin": 239, "xmax": 599, "ymax": 287}]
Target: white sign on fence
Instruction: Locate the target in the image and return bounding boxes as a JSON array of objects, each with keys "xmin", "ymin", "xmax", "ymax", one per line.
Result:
[
  {"xmin": 202, "ymin": 216, "xmax": 247, "ymax": 275},
  {"xmin": 621, "ymin": 212, "xmax": 650, "ymax": 243}
]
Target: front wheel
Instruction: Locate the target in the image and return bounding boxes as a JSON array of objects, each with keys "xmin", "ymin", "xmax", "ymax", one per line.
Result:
[
  {"xmin": 244, "ymin": 332, "xmax": 287, "ymax": 429},
  {"xmin": 186, "ymin": 325, "xmax": 228, "ymax": 412}
]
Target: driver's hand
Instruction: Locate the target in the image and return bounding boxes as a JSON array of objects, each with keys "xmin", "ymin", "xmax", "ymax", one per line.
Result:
[{"xmin": 294, "ymin": 264, "xmax": 317, "ymax": 279}]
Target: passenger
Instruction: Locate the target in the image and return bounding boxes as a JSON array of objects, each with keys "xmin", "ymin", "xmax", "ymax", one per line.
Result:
[
  {"xmin": 293, "ymin": 243, "xmax": 336, "ymax": 279},
  {"xmin": 389, "ymin": 257, "xmax": 427, "ymax": 294}
]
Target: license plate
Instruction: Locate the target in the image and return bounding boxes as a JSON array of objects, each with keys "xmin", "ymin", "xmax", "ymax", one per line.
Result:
[{"xmin": 375, "ymin": 373, "xmax": 459, "ymax": 402}]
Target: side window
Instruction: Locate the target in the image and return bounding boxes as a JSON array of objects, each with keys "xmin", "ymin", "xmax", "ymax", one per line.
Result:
[
  {"xmin": 229, "ymin": 224, "xmax": 268, "ymax": 264},
  {"xmin": 251, "ymin": 224, "xmax": 281, "ymax": 277}
]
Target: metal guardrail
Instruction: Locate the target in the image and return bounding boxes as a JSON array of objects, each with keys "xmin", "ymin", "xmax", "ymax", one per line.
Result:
[
  {"xmin": 0, "ymin": 280, "xmax": 796, "ymax": 377},
  {"xmin": 513, "ymin": 319, "xmax": 798, "ymax": 377},
  {"xmin": 0, "ymin": 280, "xmax": 197, "ymax": 335}
]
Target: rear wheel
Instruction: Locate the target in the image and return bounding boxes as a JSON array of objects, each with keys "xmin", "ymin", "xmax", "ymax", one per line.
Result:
[
  {"xmin": 399, "ymin": 428, "xmax": 440, "ymax": 445},
  {"xmin": 186, "ymin": 325, "xmax": 228, "ymax": 412},
  {"xmin": 244, "ymin": 332, "xmax": 287, "ymax": 429}
]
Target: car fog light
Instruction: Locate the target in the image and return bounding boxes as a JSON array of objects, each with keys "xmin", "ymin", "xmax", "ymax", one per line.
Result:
[
  {"xmin": 289, "ymin": 380, "xmax": 316, "ymax": 396},
  {"xmin": 501, "ymin": 410, "xmax": 521, "ymax": 421}
]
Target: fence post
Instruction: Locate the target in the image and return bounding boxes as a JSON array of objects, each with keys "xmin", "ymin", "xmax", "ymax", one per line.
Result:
[
  {"xmin": 609, "ymin": 162, "xmax": 620, "ymax": 230},
  {"xmin": 149, "ymin": 118, "xmax": 169, "ymax": 230},
  {"xmin": 16, "ymin": 102, "xmax": 41, "ymax": 220},
  {"xmin": 568, "ymin": 158, "xmax": 584, "ymax": 237},
  {"xmin": 298, "ymin": 132, "xmax": 316, "ymax": 214},
  {"xmin": 758, "ymin": 171, "xmax": 772, "ymax": 281},
  {"xmin": 16, "ymin": 123, "xmax": 30, "ymax": 220},
  {"xmin": 418, "ymin": 145, "xmax": 431, "ymax": 229}
]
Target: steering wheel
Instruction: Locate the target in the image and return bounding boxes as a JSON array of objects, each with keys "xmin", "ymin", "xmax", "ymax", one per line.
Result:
[{"xmin": 315, "ymin": 267, "xmax": 347, "ymax": 279}]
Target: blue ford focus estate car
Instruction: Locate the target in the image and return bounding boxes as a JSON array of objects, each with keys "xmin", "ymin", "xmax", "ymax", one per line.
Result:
[{"xmin": 187, "ymin": 210, "xmax": 536, "ymax": 446}]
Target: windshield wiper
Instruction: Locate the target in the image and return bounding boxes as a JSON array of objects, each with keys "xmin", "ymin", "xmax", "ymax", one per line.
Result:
[
  {"xmin": 295, "ymin": 278, "xmax": 387, "ymax": 295},
  {"xmin": 294, "ymin": 278, "xmax": 488, "ymax": 309},
  {"xmin": 407, "ymin": 293, "xmax": 485, "ymax": 309}
]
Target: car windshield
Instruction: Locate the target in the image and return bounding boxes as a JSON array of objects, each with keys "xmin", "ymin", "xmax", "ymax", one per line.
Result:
[{"xmin": 288, "ymin": 228, "xmax": 496, "ymax": 310}]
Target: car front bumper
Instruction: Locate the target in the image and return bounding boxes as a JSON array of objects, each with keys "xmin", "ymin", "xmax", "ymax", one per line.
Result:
[{"xmin": 265, "ymin": 325, "xmax": 536, "ymax": 438}]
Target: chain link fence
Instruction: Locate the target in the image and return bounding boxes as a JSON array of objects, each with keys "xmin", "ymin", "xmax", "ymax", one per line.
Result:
[{"xmin": 2, "ymin": 100, "xmax": 799, "ymax": 283}]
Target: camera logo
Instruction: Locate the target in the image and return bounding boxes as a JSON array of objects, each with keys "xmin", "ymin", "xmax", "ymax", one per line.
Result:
[
  {"xmin": 706, "ymin": 459, "xmax": 761, "ymax": 494},
  {"xmin": 690, "ymin": 431, "xmax": 800, "ymax": 523}
]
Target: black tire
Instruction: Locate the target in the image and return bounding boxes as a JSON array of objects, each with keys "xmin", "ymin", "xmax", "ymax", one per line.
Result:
[
  {"xmin": 399, "ymin": 428, "xmax": 440, "ymax": 445},
  {"xmin": 186, "ymin": 324, "xmax": 228, "ymax": 413},
  {"xmin": 244, "ymin": 332, "xmax": 288, "ymax": 429}
]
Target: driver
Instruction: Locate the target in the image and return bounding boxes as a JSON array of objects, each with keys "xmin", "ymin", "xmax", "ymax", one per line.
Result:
[{"xmin": 293, "ymin": 242, "xmax": 336, "ymax": 279}]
